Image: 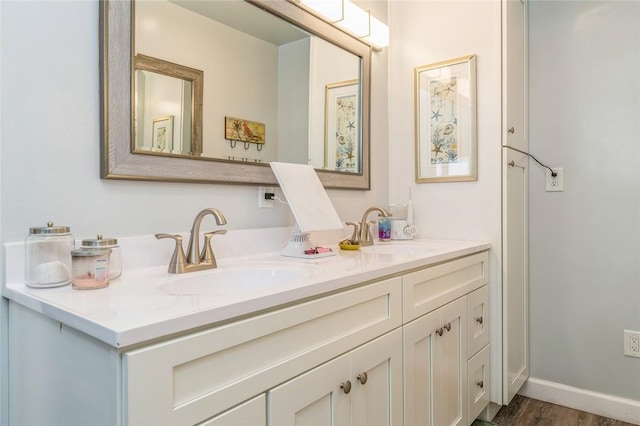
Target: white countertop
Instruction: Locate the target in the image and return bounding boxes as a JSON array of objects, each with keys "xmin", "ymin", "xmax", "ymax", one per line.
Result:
[{"xmin": 3, "ymin": 233, "xmax": 489, "ymax": 349}]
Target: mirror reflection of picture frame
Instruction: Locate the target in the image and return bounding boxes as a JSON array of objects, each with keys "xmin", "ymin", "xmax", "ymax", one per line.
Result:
[
  {"xmin": 324, "ymin": 80, "xmax": 360, "ymax": 173},
  {"xmin": 152, "ymin": 115, "xmax": 174, "ymax": 153},
  {"xmin": 415, "ymin": 55, "xmax": 477, "ymax": 183}
]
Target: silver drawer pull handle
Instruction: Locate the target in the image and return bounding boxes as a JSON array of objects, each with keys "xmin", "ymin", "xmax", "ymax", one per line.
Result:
[
  {"xmin": 341, "ymin": 380, "xmax": 352, "ymax": 394},
  {"xmin": 357, "ymin": 372, "xmax": 368, "ymax": 385},
  {"xmin": 475, "ymin": 317, "xmax": 483, "ymax": 325},
  {"xmin": 444, "ymin": 322, "xmax": 451, "ymax": 332}
]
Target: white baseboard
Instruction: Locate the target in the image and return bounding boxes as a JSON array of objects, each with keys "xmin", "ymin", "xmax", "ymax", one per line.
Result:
[{"xmin": 520, "ymin": 377, "xmax": 640, "ymax": 425}]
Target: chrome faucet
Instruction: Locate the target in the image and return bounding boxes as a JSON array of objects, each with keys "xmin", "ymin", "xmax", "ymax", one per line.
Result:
[
  {"xmin": 155, "ymin": 208, "xmax": 227, "ymax": 273},
  {"xmin": 357, "ymin": 206, "xmax": 391, "ymax": 246}
]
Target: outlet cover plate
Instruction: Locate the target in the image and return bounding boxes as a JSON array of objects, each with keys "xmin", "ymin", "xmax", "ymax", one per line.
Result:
[
  {"xmin": 546, "ymin": 167, "xmax": 563, "ymax": 192},
  {"xmin": 624, "ymin": 329, "xmax": 640, "ymax": 358},
  {"xmin": 258, "ymin": 186, "xmax": 274, "ymax": 208}
]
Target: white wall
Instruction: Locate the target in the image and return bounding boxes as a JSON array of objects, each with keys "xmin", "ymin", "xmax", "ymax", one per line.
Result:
[
  {"xmin": 278, "ymin": 38, "xmax": 310, "ymax": 165},
  {"xmin": 388, "ymin": 0, "xmax": 503, "ymax": 403},
  {"xmin": 0, "ymin": 0, "xmax": 388, "ymax": 243},
  {"xmin": 528, "ymin": 0, "xmax": 640, "ymax": 402}
]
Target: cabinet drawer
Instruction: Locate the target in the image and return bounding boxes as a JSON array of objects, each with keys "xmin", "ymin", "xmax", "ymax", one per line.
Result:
[
  {"xmin": 468, "ymin": 344, "xmax": 490, "ymax": 422},
  {"xmin": 124, "ymin": 277, "xmax": 401, "ymax": 425},
  {"xmin": 403, "ymin": 251, "xmax": 489, "ymax": 322},
  {"xmin": 467, "ymin": 285, "xmax": 489, "ymax": 358}
]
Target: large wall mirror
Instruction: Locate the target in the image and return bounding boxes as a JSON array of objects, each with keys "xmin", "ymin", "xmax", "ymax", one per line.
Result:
[{"xmin": 100, "ymin": 0, "xmax": 371, "ymax": 189}]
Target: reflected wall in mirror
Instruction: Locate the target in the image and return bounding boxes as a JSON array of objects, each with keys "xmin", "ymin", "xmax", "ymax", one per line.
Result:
[
  {"xmin": 100, "ymin": 0, "xmax": 371, "ymax": 188},
  {"xmin": 134, "ymin": 54, "xmax": 203, "ymax": 157}
]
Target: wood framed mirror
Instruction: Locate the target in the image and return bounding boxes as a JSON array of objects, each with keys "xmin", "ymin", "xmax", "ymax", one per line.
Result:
[
  {"xmin": 100, "ymin": 0, "xmax": 371, "ymax": 189},
  {"xmin": 133, "ymin": 54, "xmax": 203, "ymax": 157}
]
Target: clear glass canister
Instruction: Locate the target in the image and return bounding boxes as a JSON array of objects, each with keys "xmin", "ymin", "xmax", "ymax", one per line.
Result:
[
  {"xmin": 81, "ymin": 234, "xmax": 121, "ymax": 279},
  {"xmin": 71, "ymin": 248, "xmax": 111, "ymax": 290},
  {"xmin": 25, "ymin": 222, "xmax": 74, "ymax": 288}
]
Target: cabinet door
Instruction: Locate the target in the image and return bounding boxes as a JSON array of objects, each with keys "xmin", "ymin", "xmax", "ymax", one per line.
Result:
[
  {"xmin": 404, "ymin": 309, "xmax": 439, "ymax": 425},
  {"xmin": 404, "ymin": 297, "xmax": 467, "ymax": 426},
  {"xmin": 436, "ymin": 298, "xmax": 468, "ymax": 426},
  {"xmin": 269, "ymin": 354, "xmax": 351, "ymax": 426},
  {"xmin": 199, "ymin": 395, "xmax": 266, "ymax": 426},
  {"xmin": 351, "ymin": 329, "xmax": 403, "ymax": 426},
  {"xmin": 502, "ymin": 0, "xmax": 529, "ymax": 406}
]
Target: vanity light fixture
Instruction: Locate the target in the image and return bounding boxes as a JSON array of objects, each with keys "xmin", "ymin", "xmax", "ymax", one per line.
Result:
[
  {"xmin": 290, "ymin": 0, "xmax": 389, "ymax": 50},
  {"xmin": 335, "ymin": 0, "xmax": 370, "ymax": 37},
  {"xmin": 297, "ymin": 0, "xmax": 344, "ymax": 21}
]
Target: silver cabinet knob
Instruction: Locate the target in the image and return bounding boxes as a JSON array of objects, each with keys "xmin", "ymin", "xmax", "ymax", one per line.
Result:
[
  {"xmin": 435, "ymin": 327, "xmax": 444, "ymax": 336},
  {"xmin": 444, "ymin": 322, "xmax": 451, "ymax": 332},
  {"xmin": 357, "ymin": 372, "xmax": 368, "ymax": 385},
  {"xmin": 341, "ymin": 380, "xmax": 352, "ymax": 394},
  {"xmin": 475, "ymin": 316, "xmax": 483, "ymax": 324},
  {"xmin": 508, "ymin": 127, "xmax": 515, "ymax": 134},
  {"xmin": 476, "ymin": 380, "xmax": 484, "ymax": 389}
]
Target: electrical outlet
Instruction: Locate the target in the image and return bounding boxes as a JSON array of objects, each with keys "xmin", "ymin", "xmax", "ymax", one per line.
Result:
[
  {"xmin": 545, "ymin": 167, "xmax": 563, "ymax": 192},
  {"xmin": 624, "ymin": 330, "xmax": 640, "ymax": 358},
  {"xmin": 258, "ymin": 186, "xmax": 274, "ymax": 208}
]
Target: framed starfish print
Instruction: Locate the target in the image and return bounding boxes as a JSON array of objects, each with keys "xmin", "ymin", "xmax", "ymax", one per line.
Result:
[
  {"xmin": 415, "ymin": 55, "xmax": 477, "ymax": 183},
  {"xmin": 325, "ymin": 80, "xmax": 360, "ymax": 173}
]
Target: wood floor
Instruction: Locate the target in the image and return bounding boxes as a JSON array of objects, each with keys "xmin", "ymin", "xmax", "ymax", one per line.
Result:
[{"xmin": 474, "ymin": 395, "xmax": 638, "ymax": 426}]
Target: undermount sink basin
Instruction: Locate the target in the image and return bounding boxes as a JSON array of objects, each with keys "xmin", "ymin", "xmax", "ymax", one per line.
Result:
[
  {"xmin": 160, "ymin": 265, "xmax": 314, "ymax": 296},
  {"xmin": 359, "ymin": 243, "xmax": 436, "ymax": 256}
]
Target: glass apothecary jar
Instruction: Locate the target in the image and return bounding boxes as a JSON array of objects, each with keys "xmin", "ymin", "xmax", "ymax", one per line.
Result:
[
  {"xmin": 25, "ymin": 222, "xmax": 74, "ymax": 288},
  {"xmin": 71, "ymin": 248, "xmax": 111, "ymax": 290},
  {"xmin": 81, "ymin": 234, "xmax": 121, "ymax": 279}
]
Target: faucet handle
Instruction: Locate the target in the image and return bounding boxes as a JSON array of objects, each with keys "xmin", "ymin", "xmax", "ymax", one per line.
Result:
[
  {"xmin": 345, "ymin": 222, "xmax": 361, "ymax": 242},
  {"xmin": 200, "ymin": 230, "xmax": 227, "ymax": 266},
  {"xmin": 155, "ymin": 233, "xmax": 188, "ymax": 274}
]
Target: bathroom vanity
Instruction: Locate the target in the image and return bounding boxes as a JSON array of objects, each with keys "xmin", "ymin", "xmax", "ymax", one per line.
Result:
[{"xmin": 3, "ymin": 236, "xmax": 490, "ymax": 425}]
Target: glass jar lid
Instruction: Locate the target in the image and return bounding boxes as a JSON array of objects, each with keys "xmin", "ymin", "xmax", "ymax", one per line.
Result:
[
  {"xmin": 71, "ymin": 248, "xmax": 111, "ymax": 257},
  {"xmin": 81, "ymin": 234, "xmax": 118, "ymax": 247},
  {"xmin": 29, "ymin": 221, "xmax": 71, "ymax": 235}
]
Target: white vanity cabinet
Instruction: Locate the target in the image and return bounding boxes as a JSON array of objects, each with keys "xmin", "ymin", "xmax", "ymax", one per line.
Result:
[
  {"xmin": 402, "ymin": 252, "xmax": 490, "ymax": 426},
  {"xmin": 5, "ymin": 242, "xmax": 490, "ymax": 426},
  {"xmin": 8, "ymin": 276, "xmax": 401, "ymax": 426}
]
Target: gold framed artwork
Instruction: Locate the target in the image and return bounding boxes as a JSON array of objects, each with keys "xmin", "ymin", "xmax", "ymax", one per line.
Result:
[
  {"xmin": 151, "ymin": 115, "xmax": 174, "ymax": 152},
  {"xmin": 325, "ymin": 80, "xmax": 360, "ymax": 173},
  {"xmin": 415, "ymin": 55, "xmax": 477, "ymax": 183}
]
